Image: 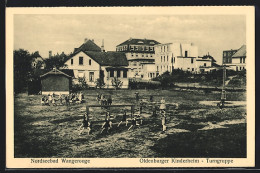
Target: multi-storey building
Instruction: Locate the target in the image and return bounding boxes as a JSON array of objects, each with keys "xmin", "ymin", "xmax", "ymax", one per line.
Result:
[
  {"xmin": 154, "ymin": 43, "xmax": 198, "ymax": 75},
  {"xmin": 222, "ymin": 49, "xmax": 237, "ymax": 65},
  {"xmin": 223, "ymin": 45, "xmax": 246, "ymax": 71},
  {"xmin": 116, "ymin": 38, "xmax": 160, "ymax": 78}
]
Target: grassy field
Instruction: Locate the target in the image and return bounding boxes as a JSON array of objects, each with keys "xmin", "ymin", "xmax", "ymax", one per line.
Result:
[{"xmin": 14, "ymin": 89, "xmax": 246, "ymax": 158}]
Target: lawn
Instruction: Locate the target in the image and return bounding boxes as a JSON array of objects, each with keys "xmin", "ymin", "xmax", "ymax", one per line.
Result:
[{"xmin": 14, "ymin": 89, "xmax": 246, "ymax": 158}]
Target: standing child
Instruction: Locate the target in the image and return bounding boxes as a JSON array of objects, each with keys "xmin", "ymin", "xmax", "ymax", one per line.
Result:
[
  {"xmin": 161, "ymin": 110, "xmax": 167, "ymax": 132},
  {"xmin": 107, "ymin": 95, "xmax": 112, "ymax": 105},
  {"xmin": 117, "ymin": 109, "xmax": 128, "ymax": 127},
  {"xmin": 78, "ymin": 114, "xmax": 91, "ymax": 135},
  {"xmin": 101, "ymin": 111, "xmax": 112, "ymax": 134}
]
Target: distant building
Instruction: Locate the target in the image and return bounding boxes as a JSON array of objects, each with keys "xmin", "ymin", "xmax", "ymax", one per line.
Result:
[
  {"xmin": 155, "ymin": 43, "xmax": 198, "ymax": 75},
  {"xmin": 196, "ymin": 54, "xmax": 216, "ymax": 73},
  {"xmin": 64, "ymin": 50, "xmax": 129, "ymax": 88},
  {"xmin": 31, "ymin": 51, "xmax": 46, "ymax": 69},
  {"xmin": 73, "ymin": 38, "xmax": 102, "ymax": 53},
  {"xmin": 116, "ymin": 38, "xmax": 160, "ymax": 78},
  {"xmin": 40, "ymin": 68, "xmax": 73, "ymax": 95},
  {"xmin": 140, "ymin": 62, "xmax": 157, "ymax": 80},
  {"xmin": 223, "ymin": 45, "xmax": 246, "ymax": 71}
]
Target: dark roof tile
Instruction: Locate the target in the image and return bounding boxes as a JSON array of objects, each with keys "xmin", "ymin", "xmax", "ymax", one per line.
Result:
[{"xmin": 117, "ymin": 38, "xmax": 160, "ymax": 47}]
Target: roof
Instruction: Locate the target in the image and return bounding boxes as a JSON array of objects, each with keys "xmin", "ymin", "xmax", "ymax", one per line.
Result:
[
  {"xmin": 232, "ymin": 45, "xmax": 246, "ymax": 58},
  {"xmin": 40, "ymin": 68, "xmax": 73, "ymax": 78},
  {"xmin": 74, "ymin": 39, "xmax": 101, "ymax": 53},
  {"xmin": 72, "ymin": 51, "xmax": 128, "ymax": 66},
  {"xmin": 117, "ymin": 38, "xmax": 160, "ymax": 47}
]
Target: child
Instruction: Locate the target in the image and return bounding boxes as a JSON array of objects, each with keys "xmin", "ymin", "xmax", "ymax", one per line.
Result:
[
  {"xmin": 41, "ymin": 96, "xmax": 46, "ymax": 105},
  {"xmin": 128, "ymin": 117, "xmax": 137, "ymax": 130},
  {"xmin": 161, "ymin": 110, "xmax": 167, "ymax": 132},
  {"xmin": 117, "ymin": 109, "xmax": 128, "ymax": 127},
  {"xmin": 101, "ymin": 112, "xmax": 112, "ymax": 134},
  {"xmin": 159, "ymin": 97, "xmax": 166, "ymax": 113},
  {"xmin": 79, "ymin": 114, "xmax": 91, "ymax": 135},
  {"xmin": 52, "ymin": 96, "xmax": 56, "ymax": 106},
  {"xmin": 48, "ymin": 93, "xmax": 52, "ymax": 105},
  {"xmin": 107, "ymin": 95, "xmax": 112, "ymax": 105}
]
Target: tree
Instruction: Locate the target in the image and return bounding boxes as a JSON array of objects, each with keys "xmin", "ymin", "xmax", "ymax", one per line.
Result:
[
  {"xmin": 95, "ymin": 78, "xmax": 106, "ymax": 89},
  {"xmin": 14, "ymin": 49, "xmax": 34, "ymax": 93},
  {"xmin": 45, "ymin": 53, "xmax": 68, "ymax": 70},
  {"xmin": 111, "ymin": 77, "xmax": 123, "ymax": 90}
]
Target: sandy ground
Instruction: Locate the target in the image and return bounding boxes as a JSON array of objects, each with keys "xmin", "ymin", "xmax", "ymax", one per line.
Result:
[{"xmin": 14, "ymin": 89, "xmax": 247, "ymax": 158}]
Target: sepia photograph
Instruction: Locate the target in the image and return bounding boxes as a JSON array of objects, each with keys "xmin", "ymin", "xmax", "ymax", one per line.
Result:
[{"xmin": 6, "ymin": 6, "xmax": 255, "ymax": 168}]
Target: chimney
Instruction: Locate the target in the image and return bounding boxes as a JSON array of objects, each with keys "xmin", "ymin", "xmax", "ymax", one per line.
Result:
[
  {"xmin": 101, "ymin": 39, "xmax": 105, "ymax": 52},
  {"xmin": 84, "ymin": 38, "xmax": 88, "ymax": 43},
  {"xmin": 49, "ymin": 51, "xmax": 52, "ymax": 58}
]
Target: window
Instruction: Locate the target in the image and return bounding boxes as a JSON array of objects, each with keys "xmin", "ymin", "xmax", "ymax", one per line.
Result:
[
  {"xmin": 240, "ymin": 57, "xmax": 242, "ymax": 63},
  {"xmin": 123, "ymin": 70, "xmax": 127, "ymax": 78},
  {"xmin": 164, "ymin": 56, "xmax": 165, "ymax": 62},
  {"xmin": 150, "ymin": 55, "xmax": 153, "ymax": 57},
  {"xmin": 243, "ymin": 57, "xmax": 245, "ymax": 63},
  {"xmin": 71, "ymin": 59, "xmax": 73, "ymax": 65},
  {"xmin": 117, "ymin": 70, "xmax": 121, "ymax": 77},
  {"xmin": 164, "ymin": 46, "xmax": 165, "ymax": 52},
  {"xmin": 167, "ymin": 56, "xmax": 168, "ymax": 62},
  {"xmin": 136, "ymin": 54, "xmax": 138, "ymax": 57},
  {"xmin": 161, "ymin": 66, "xmax": 162, "ymax": 71},
  {"xmin": 191, "ymin": 58, "xmax": 194, "ymax": 64},
  {"xmin": 157, "ymin": 66, "xmax": 159, "ymax": 71},
  {"xmin": 171, "ymin": 57, "xmax": 173, "ymax": 63},
  {"xmin": 142, "ymin": 54, "xmax": 144, "ymax": 57},
  {"xmin": 146, "ymin": 54, "xmax": 148, "ymax": 57},
  {"xmin": 167, "ymin": 66, "xmax": 168, "ymax": 71},
  {"xmin": 89, "ymin": 72, "xmax": 94, "ymax": 82},
  {"xmin": 89, "ymin": 59, "xmax": 91, "ymax": 65},
  {"xmin": 161, "ymin": 46, "xmax": 162, "ymax": 52},
  {"xmin": 79, "ymin": 57, "xmax": 83, "ymax": 65},
  {"xmin": 161, "ymin": 56, "xmax": 162, "ymax": 62},
  {"xmin": 131, "ymin": 53, "xmax": 134, "ymax": 57},
  {"xmin": 204, "ymin": 63, "xmax": 206, "ymax": 67},
  {"xmin": 192, "ymin": 68, "xmax": 194, "ymax": 71},
  {"xmin": 110, "ymin": 70, "xmax": 114, "ymax": 77},
  {"xmin": 185, "ymin": 51, "xmax": 188, "ymax": 57}
]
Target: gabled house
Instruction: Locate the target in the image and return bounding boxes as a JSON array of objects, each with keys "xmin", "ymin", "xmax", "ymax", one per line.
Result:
[
  {"xmin": 223, "ymin": 45, "xmax": 246, "ymax": 71},
  {"xmin": 31, "ymin": 51, "xmax": 46, "ymax": 69},
  {"xmin": 64, "ymin": 50, "xmax": 129, "ymax": 88},
  {"xmin": 73, "ymin": 38, "xmax": 102, "ymax": 53}
]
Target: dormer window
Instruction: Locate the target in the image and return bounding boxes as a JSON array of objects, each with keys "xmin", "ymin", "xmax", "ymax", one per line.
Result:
[
  {"xmin": 138, "ymin": 41, "xmax": 144, "ymax": 44},
  {"xmin": 71, "ymin": 59, "xmax": 73, "ymax": 65},
  {"xmin": 150, "ymin": 42, "xmax": 155, "ymax": 44}
]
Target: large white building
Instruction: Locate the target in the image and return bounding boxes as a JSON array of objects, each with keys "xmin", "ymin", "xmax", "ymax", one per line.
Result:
[{"xmin": 154, "ymin": 43, "xmax": 199, "ymax": 75}]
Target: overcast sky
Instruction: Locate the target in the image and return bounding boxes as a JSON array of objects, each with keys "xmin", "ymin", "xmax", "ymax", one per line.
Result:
[{"xmin": 14, "ymin": 14, "xmax": 246, "ymax": 64}]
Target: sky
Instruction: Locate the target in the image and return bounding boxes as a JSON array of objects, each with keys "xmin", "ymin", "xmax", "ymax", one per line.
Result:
[{"xmin": 14, "ymin": 14, "xmax": 246, "ymax": 64}]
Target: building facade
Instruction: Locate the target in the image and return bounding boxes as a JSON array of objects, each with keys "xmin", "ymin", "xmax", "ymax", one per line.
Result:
[
  {"xmin": 64, "ymin": 50, "xmax": 129, "ymax": 88},
  {"xmin": 223, "ymin": 45, "xmax": 246, "ymax": 71},
  {"xmin": 154, "ymin": 43, "xmax": 199, "ymax": 75},
  {"xmin": 116, "ymin": 38, "xmax": 160, "ymax": 78}
]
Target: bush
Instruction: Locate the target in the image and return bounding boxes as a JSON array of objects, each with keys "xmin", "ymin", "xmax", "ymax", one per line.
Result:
[
  {"xmin": 111, "ymin": 77, "xmax": 123, "ymax": 90},
  {"xmin": 95, "ymin": 78, "xmax": 106, "ymax": 89},
  {"xmin": 71, "ymin": 77, "xmax": 88, "ymax": 92}
]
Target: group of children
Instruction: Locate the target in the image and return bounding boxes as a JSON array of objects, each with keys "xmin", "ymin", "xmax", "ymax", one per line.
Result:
[
  {"xmin": 96, "ymin": 94, "xmax": 112, "ymax": 106},
  {"xmin": 78, "ymin": 108, "xmax": 144, "ymax": 135},
  {"xmin": 41, "ymin": 92, "xmax": 84, "ymax": 106}
]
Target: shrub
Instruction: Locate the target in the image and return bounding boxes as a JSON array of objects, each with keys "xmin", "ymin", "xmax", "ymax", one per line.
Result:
[{"xmin": 111, "ymin": 77, "xmax": 123, "ymax": 90}]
